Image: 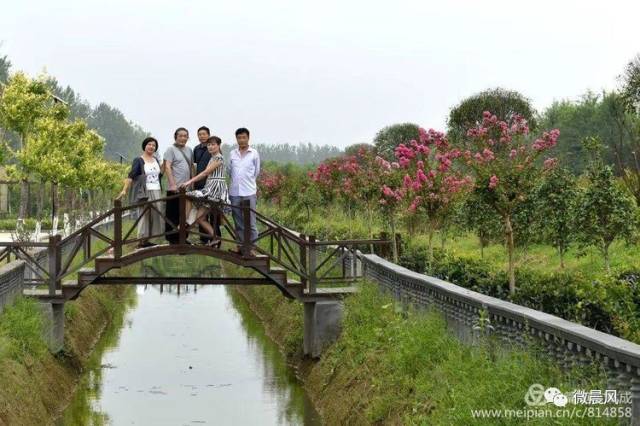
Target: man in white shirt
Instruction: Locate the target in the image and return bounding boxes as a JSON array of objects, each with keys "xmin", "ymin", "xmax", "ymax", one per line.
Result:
[{"xmin": 228, "ymin": 127, "xmax": 260, "ymax": 255}]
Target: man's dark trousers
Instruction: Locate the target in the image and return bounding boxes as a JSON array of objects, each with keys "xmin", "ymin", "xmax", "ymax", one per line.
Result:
[{"xmin": 165, "ymin": 190, "xmax": 180, "ymax": 244}]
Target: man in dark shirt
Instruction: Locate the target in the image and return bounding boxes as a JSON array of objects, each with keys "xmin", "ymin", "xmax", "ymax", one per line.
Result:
[
  {"xmin": 193, "ymin": 126, "xmax": 212, "ymax": 189},
  {"xmin": 193, "ymin": 126, "xmax": 216, "ymax": 243}
]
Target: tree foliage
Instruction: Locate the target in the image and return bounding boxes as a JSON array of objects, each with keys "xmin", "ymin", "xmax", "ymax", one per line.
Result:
[
  {"xmin": 373, "ymin": 123, "xmax": 420, "ymax": 160},
  {"xmin": 0, "ymin": 54, "xmax": 10, "ymax": 85},
  {"xmin": 448, "ymin": 88, "xmax": 537, "ymax": 145},
  {"xmin": 0, "ymin": 72, "xmax": 52, "ymax": 143},
  {"xmin": 463, "ymin": 111, "xmax": 558, "ymax": 294},
  {"xmin": 536, "ymin": 167, "xmax": 579, "ymax": 268},
  {"xmin": 620, "ymin": 54, "xmax": 640, "ymax": 115},
  {"xmin": 576, "ymin": 137, "xmax": 637, "ymax": 271},
  {"xmin": 87, "ymin": 102, "xmax": 147, "ymax": 161},
  {"xmin": 539, "ymin": 91, "xmax": 640, "ymax": 176}
]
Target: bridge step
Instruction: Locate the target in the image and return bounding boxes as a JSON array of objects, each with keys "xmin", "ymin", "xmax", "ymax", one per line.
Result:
[
  {"xmin": 313, "ymin": 286, "xmax": 358, "ymax": 295},
  {"xmin": 286, "ymin": 279, "xmax": 302, "ymax": 287},
  {"xmin": 23, "ymin": 288, "xmax": 64, "ymax": 297}
]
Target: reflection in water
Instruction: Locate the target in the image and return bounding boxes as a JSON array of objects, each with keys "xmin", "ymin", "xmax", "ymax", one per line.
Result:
[{"xmin": 60, "ymin": 256, "xmax": 320, "ymax": 425}]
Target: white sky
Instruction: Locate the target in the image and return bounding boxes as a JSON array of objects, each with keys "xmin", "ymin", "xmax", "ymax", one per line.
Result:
[{"xmin": 2, "ymin": 0, "xmax": 639, "ymax": 152}]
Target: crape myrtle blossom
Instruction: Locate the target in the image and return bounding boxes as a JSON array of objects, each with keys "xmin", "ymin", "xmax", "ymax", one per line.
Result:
[
  {"xmin": 463, "ymin": 110, "xmax": 560, "ymax": 294},
  {"xmin": 390, "ymin": 126, "xmax": 472, "ymax": 259}
]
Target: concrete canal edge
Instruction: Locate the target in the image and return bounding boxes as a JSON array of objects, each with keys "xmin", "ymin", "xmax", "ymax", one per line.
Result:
[{"xmin": 0, "ymin": 260, "xmax": 134, "ymax": 425}]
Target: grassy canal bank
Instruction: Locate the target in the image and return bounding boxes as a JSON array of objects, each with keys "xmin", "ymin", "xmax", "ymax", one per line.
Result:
[
  {"xmin": 0, "ymin": 286, "xmax": 134, "ymax": 425},
  {"xmin": 232, "ymin": 283, "xmax": 617, "ymax": 425}
]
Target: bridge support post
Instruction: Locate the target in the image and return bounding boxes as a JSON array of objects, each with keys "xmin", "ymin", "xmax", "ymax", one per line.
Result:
[
  {"xmin": 303, "ymin": 300, "xmax": 343, "ymax": 358},
  {"xmin": 38, "ymin": 302, "xmax": 64, "ymax": 353}
]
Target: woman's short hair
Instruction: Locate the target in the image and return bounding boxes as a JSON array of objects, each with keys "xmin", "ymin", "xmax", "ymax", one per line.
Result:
[
  {"xmin": 207, "ymin": 136, "xmax": 222, "ymax": 145},
  {"xmin": 141, "ymin": 137, "xmax": 158, "ymax": 152}
]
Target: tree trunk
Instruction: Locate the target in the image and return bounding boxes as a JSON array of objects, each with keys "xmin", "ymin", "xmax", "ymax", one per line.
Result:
[
  {"xmin": 559, "ymin": 244, "xmax": 565, "ymax": 269},
  {"xmin": 17, "ymin": 134, "xmax": 29, "ymax": 221},
  {"xmin": 427, "ymin": 227, "xmax": 434, "ymax": 269},
  {"xmin": 37, "ymin": 183, "xmax": 45, "ymax": 220},
  {"xmin": 367, "ymin": 207, "xmax": 374, "ymax": 253},
  {"xmin": 18, "ymin": 179, "xmax": 28, "ymax": 220},
  {"xmin": 347, "ymin": 203, "xmax": 352, "ymax": 239},
  {"xmin": 505, "ymin": 215, "xmax": 516, "ymax": 296},
  {"xmin": 603, "ymin": 243, "xmax": 610, "ymax": 272},
  {"xmin": 51, "ymin": 183, "xmax": 59, "ymax": 234},
  {"xmin": 70, "ymin": 189, "xmax": 78, "ymax": 226},
  {"xmin": 390, "ymin": 215, "xmax": 398, "ymax": 263}
]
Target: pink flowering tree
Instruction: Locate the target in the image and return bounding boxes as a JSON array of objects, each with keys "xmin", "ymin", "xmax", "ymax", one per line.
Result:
[
  {"xmin": 258, "ymin": 169, "xmax": 286, "ymax": 206},
  {"xmin": 394, "ymin": 128, "xmax": 472, "ymax": 263},
  {"xmin": 293, "ymin": 171, "xmax": 322, "ymax": 222},
  {"xmin": 347, "ymin": 148, "xmax": 394, "ymax": 244},
  {"xmin": 375, "ymin": 155, "xmax": 405, "ymax": 262},
  {"xmin": 463, "ymin": 111, "xmax": 560, "ymax": 294},
  {"xmin": 310, "ymin": 158, "xmax": 342, "ymax": 204}
]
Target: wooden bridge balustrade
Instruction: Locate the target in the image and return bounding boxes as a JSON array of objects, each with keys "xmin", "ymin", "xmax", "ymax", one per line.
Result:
[{"xmin": 0, "ymin": 190, "xmax": 390, "ymax": 302}]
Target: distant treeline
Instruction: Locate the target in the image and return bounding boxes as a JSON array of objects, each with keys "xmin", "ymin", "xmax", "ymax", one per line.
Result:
[
  {"xmin": 0, "ymin": 52, "xmax": 147, "ymax": 162},
  {"xmin": 221, "ymin": 142, "xmax": 343, "ymax": 165}
]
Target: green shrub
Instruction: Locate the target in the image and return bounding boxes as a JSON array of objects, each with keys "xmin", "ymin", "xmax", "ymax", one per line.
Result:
[
  {"xmin": 0, "ymin": 217, "xmax": 53, "ymax": 231},
  {"xmin": 398, "ymin": 244, "xmax": 640, "ymax": 343}
]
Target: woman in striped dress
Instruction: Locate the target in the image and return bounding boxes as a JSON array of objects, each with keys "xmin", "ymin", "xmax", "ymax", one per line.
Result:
[{"xmin": 181, "ymin": 136, "xmax": 230, "ymax": 246}]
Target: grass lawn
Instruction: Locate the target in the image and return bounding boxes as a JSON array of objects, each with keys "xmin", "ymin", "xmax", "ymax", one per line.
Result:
[
  {"xmin": 418, "ymin": 231, "xmax": 640, "ymax": 278},
  {"xmin": 260, "ymin": 202, "xmax": 639, "ymax": 279}
]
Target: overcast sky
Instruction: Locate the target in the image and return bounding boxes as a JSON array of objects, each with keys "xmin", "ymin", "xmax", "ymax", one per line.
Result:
[{"xmin": 3, "ymin": 0, "xmax": 639, "ymax": 152}]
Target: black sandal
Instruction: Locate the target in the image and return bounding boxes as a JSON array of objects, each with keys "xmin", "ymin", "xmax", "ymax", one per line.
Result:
[{"xmin": 206, "ymin": 238, "xmax": 221, "ymax": 248}]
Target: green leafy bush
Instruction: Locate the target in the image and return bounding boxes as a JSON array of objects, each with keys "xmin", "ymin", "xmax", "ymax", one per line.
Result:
[
  {"xmin": 0, "ymin": 217, "xmax": 53, "ymax": 231},
  {"xmin": 398, "ymin": 244, "xmax": 640, "ymax": 343}
]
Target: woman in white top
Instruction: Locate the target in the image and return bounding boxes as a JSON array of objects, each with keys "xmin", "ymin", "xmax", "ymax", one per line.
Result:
[
  {"xmin": 116, "ymin": 137, "xmax": 165, "ymax": 248},
  {"xmin": 181, "ymin": 136, "xmax": 230, "ymax": 247}
]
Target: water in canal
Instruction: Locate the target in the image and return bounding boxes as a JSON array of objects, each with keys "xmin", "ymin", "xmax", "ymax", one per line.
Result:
[{"xmin": 59, "ymin": 257, "xmax": 321, "ymax": 425}]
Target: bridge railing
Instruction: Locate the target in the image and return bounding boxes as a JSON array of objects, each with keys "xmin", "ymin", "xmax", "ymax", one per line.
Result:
[{"xmin": 1, "ymin": 189, "xmax": 389, "ymax": 296}]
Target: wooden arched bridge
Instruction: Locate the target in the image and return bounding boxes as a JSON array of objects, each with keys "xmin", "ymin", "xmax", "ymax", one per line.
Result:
[{"xmin": 0, "ymin": 189, "xmax": 387, "ymax": 305}]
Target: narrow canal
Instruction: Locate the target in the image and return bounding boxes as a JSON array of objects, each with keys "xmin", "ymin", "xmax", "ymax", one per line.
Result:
[{"xmin": 59, "ymin": 257, "xmax": 321, "ymax": 425}]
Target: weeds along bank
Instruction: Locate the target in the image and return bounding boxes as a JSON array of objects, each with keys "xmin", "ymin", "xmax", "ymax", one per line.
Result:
[
  {"xmin": 0, "ymin": 286, "xmax": 134, "ymax": 425},
  {"xmin": 232, "ymin": 284, "xmax": 612, "ymax": 425}
]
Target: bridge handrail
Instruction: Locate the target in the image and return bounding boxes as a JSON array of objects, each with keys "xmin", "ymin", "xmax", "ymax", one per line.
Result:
[{"xmin": 2, "ymin": 188, "xmax": 389, "ymax": 296}]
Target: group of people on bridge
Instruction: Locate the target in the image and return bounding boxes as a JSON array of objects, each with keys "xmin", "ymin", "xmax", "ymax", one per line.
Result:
[{"xmin": 116, "ymin": 126, "xmax": 260, "ymax": 256}]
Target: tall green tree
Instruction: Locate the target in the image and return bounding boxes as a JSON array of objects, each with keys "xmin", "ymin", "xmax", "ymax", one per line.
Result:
[
  {"xmin": 540, "ymin": 91, "xmax": 640, "ymax": 200},
  {"xmin": 16, "ymin": 115, "xmax": 120, "ymax": 222},
  {"xmin": 448, "ymin": 88, "xmax": 537, "ymax": 146},
  {"xmin": 576, "ymin": 137, "xmax": 637, "ymax": 271},
  {"xmin": 0, "ymin": 72, "xmax": 56, "ymax": 220},
  {"xmin": 88, "ymin": 102, "xmax": 147, "ymax": 161},
  {"xmin": 536, "ymin": 167, "xmax": 579, "ymax": 268},
  {"xmin": 620, "ymin": 54, "xmax": 640, "ymax": 115},
  {"xmin": 0, "ymin": 54, "xmax": 10, "ymax": 84},
  {"xmin": 373, "ymin": 123, "xmax": 420, "ymax": 160},
  {"xmin": 455, "ymin": 190, "xmax": 502, "ymax": 259}
]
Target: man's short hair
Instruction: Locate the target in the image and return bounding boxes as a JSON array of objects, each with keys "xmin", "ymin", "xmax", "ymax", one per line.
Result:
[
  {"xmin": 207, "ymin": 136, "xmax": 222, "ymax": 146},
  {"xmin": 235, "ymin": 128, "xmax": 250, "ymax": 137},
  {"xmin": 174, "ymin": 127, "xmax": 189, "ymax": 140},
  {"xmin": 197, "ymin": 126, "xmax": 210, "ymax": 135}
]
